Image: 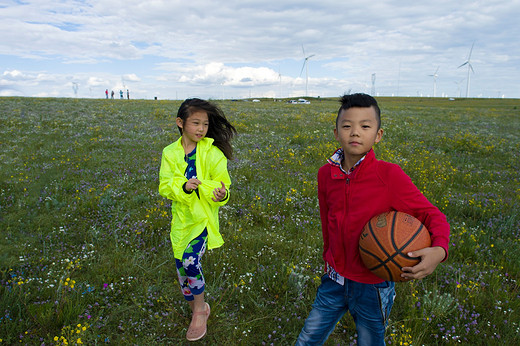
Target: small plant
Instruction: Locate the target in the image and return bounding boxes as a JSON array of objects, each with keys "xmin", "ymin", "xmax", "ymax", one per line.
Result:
[
  {"xmin": 53, "ymin": 323, "xmax": 89, "ymax": 345},
  {"xmin": 287, "ymin": 264, "xmax": 311, "ymax": 299},
  {"xmin": 421, "ymin": 289, "xmax": 457, "ymax": 319}
]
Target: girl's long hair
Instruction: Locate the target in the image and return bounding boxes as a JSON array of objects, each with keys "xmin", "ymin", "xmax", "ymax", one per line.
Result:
[{"xmin": 177, "ymin": 98, "xmax": 237, "ymax": 159}]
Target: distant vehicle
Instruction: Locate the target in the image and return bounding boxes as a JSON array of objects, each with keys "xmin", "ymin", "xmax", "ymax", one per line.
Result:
[
  {"xmin": 287, "ymin": 98, "xmax": 310, "ymax": 104},
  {"xmin": 252, "ymin": 99, "xmax": 261, "ymax": 102}
]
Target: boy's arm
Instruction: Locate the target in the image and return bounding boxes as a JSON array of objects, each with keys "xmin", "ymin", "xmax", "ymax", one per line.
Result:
[
  {"xmin": 388, "ymin": 165, "xmax": 450, "ymax": 255},
  {"xmin": 401, "ymin": 246, "xmax": 446, "ymax": 280},
  {"xmin": 317, "ymin": 168, "xmax": 329, "ymax": 268},
  {"xmin": 386, "ymin": 164, "xmax": 450, "ymax": 279}
]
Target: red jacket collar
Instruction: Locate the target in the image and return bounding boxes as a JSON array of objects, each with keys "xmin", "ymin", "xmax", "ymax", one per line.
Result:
[{"xmin": 329, "ymin": 148, "xmax": 375, "ymax": 179}]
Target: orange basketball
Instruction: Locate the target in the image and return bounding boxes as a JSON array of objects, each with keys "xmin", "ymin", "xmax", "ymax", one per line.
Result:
[{"xmin": 359, "ymin": 211, "xmax": 431, "ymax": 282}]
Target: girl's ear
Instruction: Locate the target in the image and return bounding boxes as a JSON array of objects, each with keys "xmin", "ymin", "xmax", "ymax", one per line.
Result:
[{"xmin": 175, "ymin": 117, "xmax": 184, "ymax": 129}]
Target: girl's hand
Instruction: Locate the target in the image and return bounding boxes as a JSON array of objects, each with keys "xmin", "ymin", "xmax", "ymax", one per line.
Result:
[
  {"xmin": 185, "ymin": 178, "xmax": 202, "ymax": 192},
  {"xmin": 212, "ymin": 181, "xmax": 227, "ymax": 202}
]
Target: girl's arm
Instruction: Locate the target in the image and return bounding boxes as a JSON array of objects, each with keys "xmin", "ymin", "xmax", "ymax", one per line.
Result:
[
  {"xmin": 198, "ymin": 152, "xmax": 231, "ymax": 206},
  {"xmin": 211, "ymin": 181, "xmax": 228, "ymax": 202},
  {"xmin": 158, "ymin": 150, "xmax": 195, "ymax": 204}
]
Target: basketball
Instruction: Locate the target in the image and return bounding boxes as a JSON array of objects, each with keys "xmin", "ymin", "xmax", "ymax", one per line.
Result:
[{"xmin": 359, "ymin": 211, "xmax": 431, "ymax": 282}]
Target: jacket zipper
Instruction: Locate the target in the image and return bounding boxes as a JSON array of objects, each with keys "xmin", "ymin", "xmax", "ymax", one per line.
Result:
[{"xmin": 345, "ymin": 177, "xmax": 350, "ymax": 216}]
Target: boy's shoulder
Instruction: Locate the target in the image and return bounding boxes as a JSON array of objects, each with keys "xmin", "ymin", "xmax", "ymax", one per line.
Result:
[
  {"xmin": 373, "ymin": 157, "xmax": 411, "ymax": 185},
  {"xmin": 374, "ymin": 157, "xmax": 400, "ymax": 170},
  {"xmin": 318, "ymin": 161, "xmax": 335, "ymax": 178}
]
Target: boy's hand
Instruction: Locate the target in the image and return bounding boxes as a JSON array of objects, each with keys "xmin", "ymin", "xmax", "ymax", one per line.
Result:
[
  {"xmin": 185, "ymin": 178, "xmax": 202, "ymax": 192},
  {"xmin": 212, "ymin": 181, "xmax": 227, "ymax": 202},
  {"xmin": 401, "ymin": 246, "xmax": 446, "ymax": 280}
]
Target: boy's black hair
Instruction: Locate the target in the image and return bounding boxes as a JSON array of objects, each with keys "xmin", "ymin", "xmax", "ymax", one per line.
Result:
[
  {"xmin": 337, "ymin": 93, "xmax": 381, "ymax": 129},
  {"xmin": 177, "ymin": 98, "xmax": 237, "ymax": 159}
]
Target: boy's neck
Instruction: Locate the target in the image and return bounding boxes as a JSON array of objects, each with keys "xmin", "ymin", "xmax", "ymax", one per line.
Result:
[
  {"xmin": 341, "ymin": 151, "xmax": 367, "ymax": 172},
  {"xmin": 342, "ymin": 155, "xmax": 361, "ymax": 172}
]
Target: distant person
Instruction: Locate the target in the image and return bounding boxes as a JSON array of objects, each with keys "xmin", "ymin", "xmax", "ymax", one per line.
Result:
[
  {"xmin": 127, "ymin": 89, "xmax": 130, "ymax": 99},
  {"xmin": 295, "ymin": 93, "xmax": 450, "ymax": 345},
  {"xmin": 105, "ymin": 89, "xmax": 108, "ymax": 99},
  {"xmin": 111, "ymin": 90, "xmax": 115, "ymax": 99},
  {"xmin": 119, "ymin": 90, "xmax": 123, "ymax": 99},
  {"xmin": 159, "ymin": 98, "xmax": 237, "ymax": 341}
]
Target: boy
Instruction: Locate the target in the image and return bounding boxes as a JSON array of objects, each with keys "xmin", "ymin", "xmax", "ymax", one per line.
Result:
[{"xmin": 296, "ymin": 93, "xmax": 450, "ymax": 345}]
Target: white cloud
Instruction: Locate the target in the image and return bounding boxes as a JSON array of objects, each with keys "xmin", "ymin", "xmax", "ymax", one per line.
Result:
[
  {"xmin": 3, "ymin": 70, "xmax": 28, "ymax": 80},
  {"xmin": 122, "ymin": 74, "xmax": 141, "ymax": 82},
  {"xmin": 87, "ymin": 77, "xmax": 106, "ymax": 87},
  {"xmin": 179, "ymin": 63, "xmax": 280, "ymax": 88}
]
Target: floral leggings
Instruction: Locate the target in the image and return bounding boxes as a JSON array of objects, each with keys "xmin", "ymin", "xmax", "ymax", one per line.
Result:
[{"xmin": 175, "ymin": 228, "xmax": 208, "ymax": 301}]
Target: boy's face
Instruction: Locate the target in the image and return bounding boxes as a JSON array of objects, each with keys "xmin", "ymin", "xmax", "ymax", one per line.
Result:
[{"xmin": 334, "ymin": 106, "xmax": 383, "ymax": 164}]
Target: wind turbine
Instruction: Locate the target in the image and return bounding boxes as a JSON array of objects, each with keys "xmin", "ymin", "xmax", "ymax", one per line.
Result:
[
  {"xmin": 299, "ymin": 45, "xmax": 315, "ymax": 97},
  {"xmin": 278, "ymin": 65, "xmax": 282, "ymax": 99},
  {"xmin": 458, "ymin": 42, "xmax": 475, "ymax": 98},
  {"xmin": 371, "ymin": 73, "xmax": 376, "ymax": 96},
  {"xmin": 72, "ymin": 82, "xmax": 79, "ymax": 98},
  {"xmin": 429, "ymin": 66, "xmax": 439, "ymax": 97},
  {"xmin": 454, "ymin": 78, "xmax": 464, "ymax": 98}
]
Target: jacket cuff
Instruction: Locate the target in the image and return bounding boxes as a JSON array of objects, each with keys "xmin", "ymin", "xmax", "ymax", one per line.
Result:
[
  {"xmin": 182, "ymin": 182, "xmax": 193, "ymax": 194},
  {"xmin": 220, "ymin": 189, "xmax": 230, "ymax": 202}
]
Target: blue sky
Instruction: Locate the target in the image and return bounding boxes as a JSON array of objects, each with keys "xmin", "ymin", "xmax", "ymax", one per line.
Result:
[{"xmin": 1, "ymin": 0, "xmax": 519, "ymax": 99}]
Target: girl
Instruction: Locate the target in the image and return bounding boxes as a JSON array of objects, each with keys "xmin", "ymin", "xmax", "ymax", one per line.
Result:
[{"xmin": 159, "ymin": 98, "xmax": 236, "ymax": 341}]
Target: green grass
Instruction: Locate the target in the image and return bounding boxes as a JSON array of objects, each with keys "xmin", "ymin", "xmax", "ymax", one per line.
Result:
[{"xmin": 1, "ymin": 96, "xmax": 519, "ymax": 345}]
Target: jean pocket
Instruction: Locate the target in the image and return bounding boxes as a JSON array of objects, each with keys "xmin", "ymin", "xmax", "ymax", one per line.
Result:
[{"xmin": 375, "ymin": 281, "xmax": 396, "ymax": 325}]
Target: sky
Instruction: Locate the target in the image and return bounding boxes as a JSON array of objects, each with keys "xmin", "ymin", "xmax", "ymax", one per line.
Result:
[{"xmin": 1, "ymin": 0, "xmax": 519, "ymax": 100}]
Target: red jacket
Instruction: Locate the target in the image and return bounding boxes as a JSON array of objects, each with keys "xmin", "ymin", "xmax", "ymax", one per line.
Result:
[{"xmin": 318, "ymin": 148, "xmax": 450, "ymax": 284}]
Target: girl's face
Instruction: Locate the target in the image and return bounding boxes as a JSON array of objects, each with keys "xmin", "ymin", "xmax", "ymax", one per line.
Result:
[{"xmin": 176, "ymin": 110, "xmax": 209, "ymax": 147}]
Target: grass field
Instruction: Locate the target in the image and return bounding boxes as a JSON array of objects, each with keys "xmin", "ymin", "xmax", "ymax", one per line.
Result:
[{"xmin": 1, "ymin": 96, "xmax": 519, "ymax": 345}]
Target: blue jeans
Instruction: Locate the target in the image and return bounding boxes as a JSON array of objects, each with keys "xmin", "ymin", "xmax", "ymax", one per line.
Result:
[{"xmin": 296, "ymin": 275, "xmax": 395, "ymax": 346}]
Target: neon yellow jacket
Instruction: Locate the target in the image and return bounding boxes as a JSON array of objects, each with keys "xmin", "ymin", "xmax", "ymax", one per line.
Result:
[{"xmin": 159, "ymin": 137, "xmax": 231, "ymax": 259}]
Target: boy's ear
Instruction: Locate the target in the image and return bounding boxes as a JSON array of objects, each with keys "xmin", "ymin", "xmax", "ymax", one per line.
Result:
[{"xmin": 374, "ymin": 128, "xmax": 384, "ymax": 144}]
